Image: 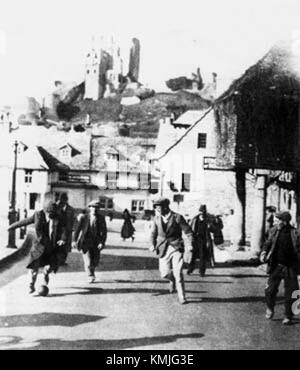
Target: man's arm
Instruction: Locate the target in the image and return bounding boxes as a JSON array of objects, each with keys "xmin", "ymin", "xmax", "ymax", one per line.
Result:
[
  {"xmin": 99, "ymin": 216, "xmax": 107, "ymax": 246},
  {"xmin": 8, "ymin": 215, "xmax": 35, "ymax": 231},
  {"xmin": 73, "ymin": 214, "xmax": 84, "ymax": 243},
  {"xmin": 150, "ymin": 219, "xmax": 158, "ymax": 252},
  {"xmin": 260, "ymin": 227, "xmax": 276, "ymax": 262},
  {"xmin": 178, "ymin": 215, "xmax": 194, "ymax": 250}
]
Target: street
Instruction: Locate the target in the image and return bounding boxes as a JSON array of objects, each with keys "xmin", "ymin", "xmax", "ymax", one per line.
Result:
[{"xmin": 0, "ymin": 229, "xmax": 300, "ymax": 350}]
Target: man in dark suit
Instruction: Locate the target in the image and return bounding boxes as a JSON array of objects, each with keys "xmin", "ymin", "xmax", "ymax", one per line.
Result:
[
  {"xmin": 8, "ymin": 201, "xmax": 67, "ymax": 294},
  {"xmin": 260, "ymin": 211, "xmax": 300, "ymax": 325},
  {"xmin": 56, "ymin": 193, "xmax": 75, "ymax": 265},
  {"xmin": 187, "ymin": 204, "xmax": 215, "ymax": 277},
  {"xmin": 150, "ymin": 198, "xmax": 194, "ymax": 304},
  {"xmin": 72, "ymin": 201, "xmax": 107, "ymax": 283}
]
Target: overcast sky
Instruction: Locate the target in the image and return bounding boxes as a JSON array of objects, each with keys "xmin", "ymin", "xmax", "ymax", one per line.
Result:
[{"xmin": 0, "ymin": 0, "xmax": 300, "ymax": 109}]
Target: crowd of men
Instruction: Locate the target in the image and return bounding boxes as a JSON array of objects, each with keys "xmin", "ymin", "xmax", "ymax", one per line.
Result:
[{"xmin": 7, "ymin": 195, "xmax": 300, "ymax": 326}]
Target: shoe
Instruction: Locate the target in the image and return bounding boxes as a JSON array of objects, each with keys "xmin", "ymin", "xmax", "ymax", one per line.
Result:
[
  {"xmin": 282, "ymin": 318, "xmax": 293, "ymax": 326},
  {"xmin": 265, "ymin": 309, "xmax": 274, "ymax": 320},
  {"xmin": 169, "ymin": 281, "xmax": 176, "ymax": 294},
  {"xmin": 187, "ymin": 269, "xmax": 193, "ymax": 276},
  {"xmin": 89, "ymin": 276, "xmax": 96, "ymax": 284},
  {"xmin": 28, "ymin": 286, "xmax": 35, "ymax": 294}
]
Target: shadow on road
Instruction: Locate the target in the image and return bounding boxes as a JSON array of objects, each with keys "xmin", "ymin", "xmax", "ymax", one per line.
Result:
[
  {"xmin": 0, "ymin": 312, "xmax": 104, "ymax": 328},
  {"xmin": 61, "ymin": 252, "xmax": 159, "ymax": 273},
  {"xmin": 46, "ymin": 286, "xmax": 208, "ymax": 298},
  {"xmin": 188, "ymin": 296, "xmax": 285, "ymax": 304},
  {"xmin": 0, "ymin": 332, "xmax": 204, "ymax": 350}
]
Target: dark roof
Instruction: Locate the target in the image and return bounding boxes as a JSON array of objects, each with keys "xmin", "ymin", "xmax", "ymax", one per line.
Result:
[
  {"xmin": 217, "ymin": 41, "xmax": 300, "ymax": 103},
  {"xmin": 214, "ymin": 40, "xmax": 300, "ymax": 171},
  {"xmin": 37, "ymin": 146, "xmax": 70, "ymax": 172}
]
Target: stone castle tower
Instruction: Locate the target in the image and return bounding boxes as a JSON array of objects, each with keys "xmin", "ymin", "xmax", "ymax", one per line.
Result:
[
  {"xmin": 84, "ymin": 36, "xmax": 140, "ymax": 101},
  {"xmin": 84, "ymin": 46, "xmax": 102, "ymax": 101}
]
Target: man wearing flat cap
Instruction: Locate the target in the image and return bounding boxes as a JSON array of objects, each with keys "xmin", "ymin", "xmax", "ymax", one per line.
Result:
[
  {"xmin": 150, "ymin": 197, "xmax": 194, "ymax": 304},
  {"xmin": 260, "ymin": 211, "xmax": 300, "ymax": 325},
  {"xmin": 73, "ymin": 200, "xmax": 107, "ymax": 283},
  {"xmin": 187, "ymin": 204, "xmax": 215, "ymax": 277},
  {"xmin": 8, "ymin": 201, "xmax": 67, "ymax": 294}
]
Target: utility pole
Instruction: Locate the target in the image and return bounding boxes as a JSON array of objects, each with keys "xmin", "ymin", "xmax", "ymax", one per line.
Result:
[{"xmin": 7, "ymin": 140, "xmax": 18, "ymax": 249}]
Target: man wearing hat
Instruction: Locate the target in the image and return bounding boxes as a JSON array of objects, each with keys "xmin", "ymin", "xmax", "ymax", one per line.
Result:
[
  {"xmin": 56, "ymin": 193, "xmax": 75, "ymax": 265},
  {"xmin": 8, "ymin": 201, "xmax": 67, "ymax": 294},
  {"xmin": 72, "ymin": 200, "xmax": 107, "ymax": 283},
  {"xmin": 260, "ymin": 211, "xmax": 300, "ymax": 325},
  {"xmin": 187, "ymin": 204, "xmax": 215, "ymax": 277},
  {"xmin": 150, "ymin": 197, "xmax": 194, "ymax": 304}
]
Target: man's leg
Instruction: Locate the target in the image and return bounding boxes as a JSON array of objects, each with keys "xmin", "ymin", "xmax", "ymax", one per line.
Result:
[
  {"xmin": 187, "ymin": 250, "xmax": 197, "ymax": 275},
  {"xmin": 43, "ymin": 265, "xmax": 53, "ymax": 286},
  {"xmin": 283, "ymin": 267, "xmax": 299, "ymax": 321},
  {"xmin": 265, "ymin": 266, "xmax": 282, "ymax": 317},
  {"xmin": 199, "ymin": 244, "xmax": 207, "ymax": 277},
  {"xmin": 159, "ymin": 252, "xmax": 175, "ymax": 293},
  {"xmin": 82, "ymin": 250, "xmax": 94, "ymax": 278},
  {"xmin": 89, "ymin": 247, "xmax": 100, "ymax": 282},
  {"xmin": 29, "ymin": 260, "xmax": 39, "ymax": 294},
  {"xmin": 172, "ymin": 251, "xmax": 186, "ymax": 304}
]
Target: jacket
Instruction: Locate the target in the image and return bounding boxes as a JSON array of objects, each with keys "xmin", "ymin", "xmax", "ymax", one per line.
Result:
[
  {"xmin": 151, "ymin": 211, "xmax": 194, "ymax": 258},
  {"xmin": 8, "ymin": 210, "xmax": 67, "ymax": 270},
  {"xmin": 73, "ymin": 213, "xmax": 107, "ymax": 253},
  {"xmin": 261, "ymin": 224, "xmax": 300, "ymax": 274},
  {"xmin": 190, "ymin": 214, "xmax": 214, "ymax": 251}
]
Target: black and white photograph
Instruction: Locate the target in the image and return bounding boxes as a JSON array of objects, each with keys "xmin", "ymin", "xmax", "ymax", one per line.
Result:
[{"xmin": 0, "ymin": 0, "xmax": 300, "ymax": 352}]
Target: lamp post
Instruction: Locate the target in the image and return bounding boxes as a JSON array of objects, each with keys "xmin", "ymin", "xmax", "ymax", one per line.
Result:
[{"xmin": 7, "ymin": 140, "xmax": 18, "ymax": 249}]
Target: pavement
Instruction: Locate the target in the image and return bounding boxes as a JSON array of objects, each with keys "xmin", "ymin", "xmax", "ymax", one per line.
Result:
[{"xmin": 0, "ymin": 225, "xmax": 300, "ymax": 350}]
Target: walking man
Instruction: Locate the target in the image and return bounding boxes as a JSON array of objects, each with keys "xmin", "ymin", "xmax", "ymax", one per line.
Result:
[
  {"xmin": 150, "ymin": 198, "xmax": 194, "ymax": 304},
  {"xmin": 72, "ymin": 201, "xmax": 107, "ymax": 283},
  {"xmin": 187, "ymin": 205, "xmax": 214, "ymax": 277},
  {"xmin": 260, "ymin": 211, "xmax": 300, "ymax": 325},
  {"xmin": 8, "ymin": 201, "xmax": 67, "ymax": 294},
  {"xmin": 56, "ymin": 193, "xmax": 75, "ymax": 265}
]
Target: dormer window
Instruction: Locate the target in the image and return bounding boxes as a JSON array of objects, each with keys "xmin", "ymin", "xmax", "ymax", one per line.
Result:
[
  {"xmin": 106, "ymin": 148, "xmax": 119, "ymax": 162},
  {"xmin": 107, "ymin": 153, "xmax": 119, "ymax": 161},
  {"xmin": 18, "ymin": 142, "xmax": 28, "ymax": 155},
  {"xmin": 59, "ymin": 144, "xmax": 81, "ymax": 161}
]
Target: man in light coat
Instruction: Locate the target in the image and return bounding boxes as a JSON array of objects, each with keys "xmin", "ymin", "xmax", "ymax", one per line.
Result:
[
  {"xmin": 72, "ymin": 201, "xmax": 107, "ymax": 283},
  {"xmin": 150, "ymin": 198, "xmax": 194, "ymax": 304}
]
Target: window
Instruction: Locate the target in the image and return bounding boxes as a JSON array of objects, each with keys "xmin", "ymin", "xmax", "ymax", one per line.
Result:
[
  {"xmin": 181, "ymin": 173, "xmax": 191, "ymax": 192},
  {"xmin": 139, "ymin": 173, "xmax": 150, "ymax": 190},
  {"xmin": 107, "ymin": 198, "xmax": 114, "ymax": 210},
  {"xmin": 106, "ymin": 153, "xmax": 119, "ymax": 161},
  {"xmin": 198, "ymin": 133, "xmax": 207, "ymax": 149},
  {"xmin": 25, "ymin": 170, "xmax": 33, "ymax": 184},
  {"xmin": 99, "ymin": 197, "xmax": 114, "ymax": 210},
  {"xmin": 106, "ymin": 173, "xmax": 119, "ymax": 189},
  {"xmin": 132, "ymin": 200, "xmax": 145, "ymax": 213},
  {"xmin": 29, "ymin": 193, "xmax": 39, "ymax": 210},
  {"xmin": 60, "ymin": 147, "xmax": 70, "ymax": 159}
]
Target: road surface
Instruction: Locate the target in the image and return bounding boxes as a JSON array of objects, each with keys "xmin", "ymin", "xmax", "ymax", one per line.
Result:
[{"xmin": 0, "ymin": 231, "xmax": 300, "ymax": 350}]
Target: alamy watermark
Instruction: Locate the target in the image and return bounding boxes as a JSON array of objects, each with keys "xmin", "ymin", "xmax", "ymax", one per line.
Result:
[{"xmin": 292, "ymin": 290, "xmax": 300, "ymax": 315}]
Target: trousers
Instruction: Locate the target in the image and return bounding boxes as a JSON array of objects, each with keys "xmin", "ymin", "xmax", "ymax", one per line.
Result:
[
  {"xmin": 159, "ymin": 245, "xmax": 185, "ymax": 300},
  {"xmin": 82, "ymin": 247, "xmax": 100, "ymax": 277},
  {"xmin": 265, "ymin": 264, "xmax": 299, "ymax": 319}
]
